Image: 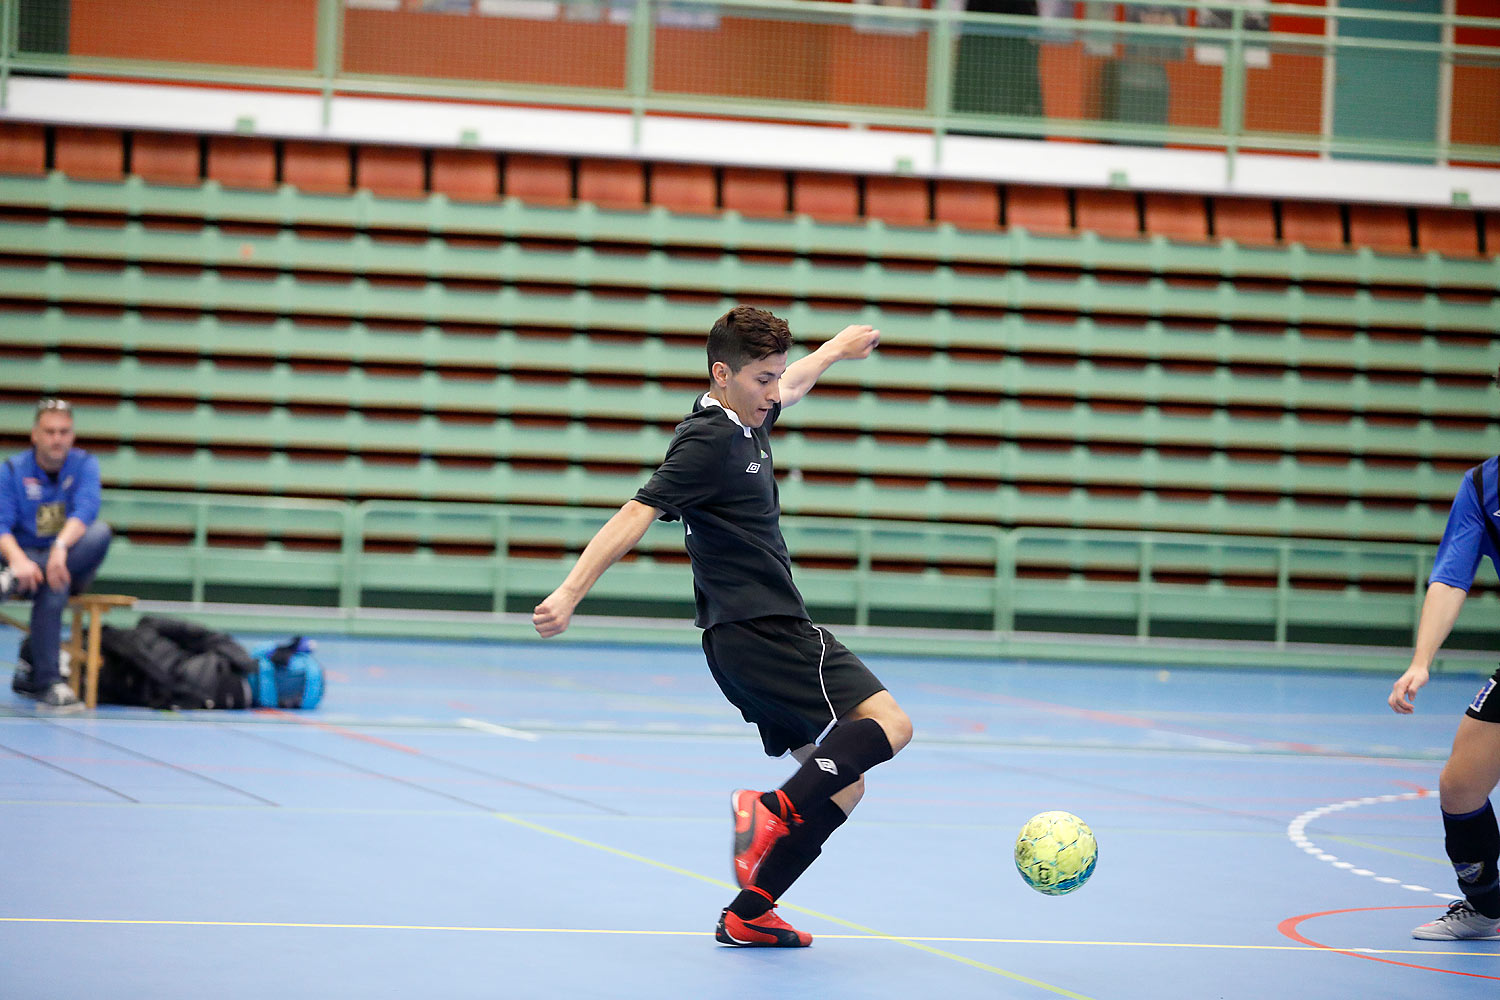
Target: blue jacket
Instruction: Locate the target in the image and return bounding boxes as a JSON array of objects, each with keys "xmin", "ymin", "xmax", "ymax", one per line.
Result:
[{"xmin": 0, "ymin": 448, "xmax": 102, "ymax": 550}]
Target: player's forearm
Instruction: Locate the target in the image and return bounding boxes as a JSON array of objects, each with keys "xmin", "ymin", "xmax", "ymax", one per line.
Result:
[
  {"xmin": 780, "ymin": 341, "xmax": 843, "ymax": 407},
  {"xmin": 1409, "ymin": 581, "xmax": 1468, "ymax": 669},
  {"xmin": 553, "ymin": 500, "xmax": 659, "ymax": 604}
]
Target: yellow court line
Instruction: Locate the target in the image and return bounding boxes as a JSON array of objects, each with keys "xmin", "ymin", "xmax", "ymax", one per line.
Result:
[
  {"xmin": 1322, "ymin": 834, "xmax": 1449, "ymax": 866},
  {"xmin": 492, "ymin": 811, "xmax": 1096, "ymax": 1000},
  {"xmin": 2, "ymin": 918, "xmax": 1495, "ymax": 961}
]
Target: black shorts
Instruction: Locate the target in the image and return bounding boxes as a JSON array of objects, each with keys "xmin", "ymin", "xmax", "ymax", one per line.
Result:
[
  {"xmin": 702, "ymin": 616, "xmax": 887, "ymax": 758},
  {"xmin": 1465, "ymin": 667, "xmax": 1500, "ymax": 723}
]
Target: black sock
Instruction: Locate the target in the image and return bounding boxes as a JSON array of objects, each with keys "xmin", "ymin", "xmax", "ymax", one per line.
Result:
[
  {"xmin": 728, "ymin": 798, "xmax": 849, "ymax": 919},
  {"xmin": 772, "ymin": 718, "xmax": 893, "ymax": 817},
  {"xmin": 1444, "ymin": 800, "xmax": 1500, "ymax": 918}
]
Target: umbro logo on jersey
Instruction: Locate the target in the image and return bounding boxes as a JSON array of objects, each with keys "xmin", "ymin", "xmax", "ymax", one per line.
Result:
[
  {"xmin": 814, "ymin": 757, "xmax": 838, "ymax": 775},
  {"xmin": 745, "ymin": 462, "xmax": 761, "ymax": 473}
]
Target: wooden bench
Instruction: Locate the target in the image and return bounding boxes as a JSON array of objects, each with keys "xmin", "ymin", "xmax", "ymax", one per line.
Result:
[{"xmin": 1, "ymin": 593, "xmax": 138, "ymax": 709}]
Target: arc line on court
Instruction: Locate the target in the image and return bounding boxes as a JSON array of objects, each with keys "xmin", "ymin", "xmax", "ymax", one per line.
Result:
[{"xmin": 1286, "ymin": 790, "xmax": 1459, "ymax": 903}]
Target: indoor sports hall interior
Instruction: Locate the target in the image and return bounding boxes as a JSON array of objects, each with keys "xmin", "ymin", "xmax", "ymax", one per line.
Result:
[{"xmin": 2, "ymin": 1, "xmax": 1499, "ymax": 997}]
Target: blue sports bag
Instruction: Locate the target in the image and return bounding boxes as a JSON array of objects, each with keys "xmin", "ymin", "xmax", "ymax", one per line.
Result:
[{"xmin": 248, "ymin": 637, "xmax": 324, "ymax": 709}]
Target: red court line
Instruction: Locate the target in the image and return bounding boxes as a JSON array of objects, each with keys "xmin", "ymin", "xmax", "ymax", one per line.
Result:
[
  {"xmin": 1277, "ymin": 905, "xmax": 1500, "ymax": 980},
  {"xmin": 261, "ymin": 708, "xmax": 424, "ymax": 756}
]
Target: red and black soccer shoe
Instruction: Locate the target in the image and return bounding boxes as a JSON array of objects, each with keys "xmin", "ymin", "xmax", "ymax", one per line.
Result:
[{"xmin": 715, "ymin": 907, "xmax": 812, "ymax": 947}]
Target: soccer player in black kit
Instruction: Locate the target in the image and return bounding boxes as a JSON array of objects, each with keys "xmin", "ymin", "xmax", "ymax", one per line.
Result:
[{"xmin": 533, "ymin": 306, "xmax": 913, "ymax": 947}]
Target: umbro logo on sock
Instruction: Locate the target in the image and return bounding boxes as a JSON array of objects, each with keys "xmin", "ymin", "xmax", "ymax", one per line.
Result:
[
  {"xmin": 745, "ymin": 462, "xmax": 761, "ymax": 473},
  {"xmin": 814, "ymin": 758, "xmax": 838, "ymax": 775}
]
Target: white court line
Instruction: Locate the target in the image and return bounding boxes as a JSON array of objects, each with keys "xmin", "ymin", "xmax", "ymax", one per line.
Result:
[
  {"xmin": 457, "ymin": 718, "xmax": 541, "ymax": 742},
  {"xmin": 1287, "ymin": 791, "xmax": 1459, "ymax": 903}
]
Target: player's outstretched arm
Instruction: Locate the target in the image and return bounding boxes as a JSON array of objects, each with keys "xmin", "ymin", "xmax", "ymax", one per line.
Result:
[
  {"xmin": 779, "ymin": 323, "xmax": 880, "ymax": 409},
  {"xmin": 532, "ymin": 499, "xmax": 662, "ymax": 638},
  {"xmin": 1389, "ymin": 581, "xmax": 1468, "ymax": 713}
]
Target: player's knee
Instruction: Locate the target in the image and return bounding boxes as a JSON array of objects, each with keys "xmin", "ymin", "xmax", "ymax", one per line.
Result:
[
  {"xmin": 881, "ymin": 708, "xmax": 913, "ymax": 755},
  {"xmin": 1439, "ymin": 763, "xmax": 1493, "ymax": 814}
]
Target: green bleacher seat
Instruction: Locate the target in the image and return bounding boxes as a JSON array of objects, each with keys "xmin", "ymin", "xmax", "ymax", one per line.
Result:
[{"xmin": 5, "ymin": 170, "xmax": 1497, "ymax": 649}]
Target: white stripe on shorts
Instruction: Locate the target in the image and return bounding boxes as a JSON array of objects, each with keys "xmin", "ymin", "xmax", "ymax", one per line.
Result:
[{"xmin": 814, "ymin": 626, "xmax": 837, "ymax": 735}]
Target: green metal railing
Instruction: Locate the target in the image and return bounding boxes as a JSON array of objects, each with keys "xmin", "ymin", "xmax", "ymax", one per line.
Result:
[
  {"xmin": 0, "ymin": 0, "xmax": 1496, "ymax": 175},
  {"xmin": 84, "ymin": 488, "xmax": 1491, "ymax": 671}
]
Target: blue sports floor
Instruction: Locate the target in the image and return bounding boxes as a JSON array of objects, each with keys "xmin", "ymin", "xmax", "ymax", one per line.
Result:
[{"xmin": 2, "ymin": 635, "xmax": 1498, "ymax": 999}]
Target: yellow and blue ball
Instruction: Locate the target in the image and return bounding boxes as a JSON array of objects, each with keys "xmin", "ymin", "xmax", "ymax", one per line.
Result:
[{"xmin": 1013, "ymin": 810, "xmax": 1098, "ymax": 896}]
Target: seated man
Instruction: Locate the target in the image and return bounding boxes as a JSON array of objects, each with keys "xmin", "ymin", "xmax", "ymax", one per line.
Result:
[{"xmin": 0, "ymin": 399, "xmax": 113, "ymax": 708}]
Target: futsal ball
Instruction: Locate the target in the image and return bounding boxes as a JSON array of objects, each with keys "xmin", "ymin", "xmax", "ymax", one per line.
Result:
[{"xmin": 1013, "ymin": 810, "xmax": 1097, "ymax": 896}]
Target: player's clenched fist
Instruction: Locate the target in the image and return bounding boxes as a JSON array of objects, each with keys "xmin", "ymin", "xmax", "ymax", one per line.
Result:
[
  {"xmin": 831, "ymin": 324, "xmax": 879, "ymax": 361},
  {"xmin": 532, "ymin": 589, "xmax": 576, "ymax": 638}
]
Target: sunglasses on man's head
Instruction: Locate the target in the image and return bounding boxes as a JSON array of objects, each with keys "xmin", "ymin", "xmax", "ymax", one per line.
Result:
[{"xmin": 35, "ymin": 398, "xmax": 72, "ymax": 415}]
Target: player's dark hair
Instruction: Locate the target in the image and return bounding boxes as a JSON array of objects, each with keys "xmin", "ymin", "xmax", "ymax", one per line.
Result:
[{"xmin": 707, "ymin": 306, "xmax": 792, "ymax": 374}]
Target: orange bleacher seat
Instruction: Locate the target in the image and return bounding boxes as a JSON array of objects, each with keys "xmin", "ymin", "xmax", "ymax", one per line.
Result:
[
  {"xmin": 1280, "ymin": 199, "xmax": 1344, "ymax": 249},
  {"xmin": 1075, "ymin": 188, "xmax": 1139, "ymax": 239},
  {"xmin": 1212, "ymin": 196, "xmax": 1276, "ymax": 245},
  {"xmin": 1486, "ymin": 212, "xmax": 1499, "ymax": 257},
  {"xmin": 1143, "ymin": 192, "xmax": 1209, "ymax": 241},
  {"xmin": 577, "ymin": 158, "xmax": 646, "ymax": 208},
  {"xmin": 933, "ymin": 180, "xmax": 1000, "ymax": 229},
  {"xmin": 431, "ymin": 149, "xmax": 499, "ymax": 201},
  {"xmin": 1347, "ymin": 203, "xmax": 1412, "ymax": 253},
  {"xmin": 722, "ymin": 168, "xmax": 788, "ymax": 218},
  {"xmin": 504, "ymin": 154, "xmax": 572, "ymax": 204},
  {"xmin": 55, "ymin": 127, "xmax": 125, "ymax": 181},
  {"xmin": 1006, "ymin": 184, "xmax": 1071, "ymax": 234},
  {"xmin": 649, "ymin": 162, "xmax": 716, "ymax": 214},
  {"xmin": 356, "ymin": 145, "xmax": 425, "ymax": 198},
  {"xmin": 793, "ymin": 172, "xmax": 859, "ymax": 222},
  {"xmin": 206, "ymin": 136, "xmax": 276, "ymax": 189},
  {"xmin": 131, "ymin": 132, "xmax": 200, "ymax": 186},
  {"xmin": 1415, "ymin": 207, "xmax": 1480, "ymax": 257},
  {"xmin": 283, "ymin": 141, "xmax": 352, "ymax": 194},
  {"xmin": 0, "ymin": 123, "xmax": 46, "ymax": 175},
  {"xmin": 864, "ymin": 176, "xmax": 929, "ymax": 226}
]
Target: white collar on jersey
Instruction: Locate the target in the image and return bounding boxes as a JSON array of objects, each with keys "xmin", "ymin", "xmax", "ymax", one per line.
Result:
[{"xmin": 699, "ymin": 392, "xmax": 752, "ymax": 438}]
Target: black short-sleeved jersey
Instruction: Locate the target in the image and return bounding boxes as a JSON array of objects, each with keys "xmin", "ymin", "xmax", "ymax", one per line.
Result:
[{"xmin": 633, "ymin": 392, "xmax": 809, "ymax": 629}]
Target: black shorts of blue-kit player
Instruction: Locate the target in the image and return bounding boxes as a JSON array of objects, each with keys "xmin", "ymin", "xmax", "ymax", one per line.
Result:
[
  {"xmin": 701, "ymin": 615, "xmax": 887, "ymax": 757},
  {"xmin": 1465, "ymin": 666, "xmax": 1500, "ymax": 724}
]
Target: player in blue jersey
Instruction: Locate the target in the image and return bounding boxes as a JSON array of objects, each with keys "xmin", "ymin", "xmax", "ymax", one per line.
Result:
[
  {"xmin": 1389, "ymin": 452, "xmax": 1500, "ymax": 940},
  {"xmin": 1, "ymin": 399, "xmax": 113, "ymax": 709},
  {"xmin": 532, "ymin": 307, "xmax": 912, "ymax": 947}
]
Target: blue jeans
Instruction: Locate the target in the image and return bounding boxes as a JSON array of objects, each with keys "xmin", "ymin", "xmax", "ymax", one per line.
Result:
[{"xmin": 6, "ymin": 521, "xmax": 113, "ymax": 688}]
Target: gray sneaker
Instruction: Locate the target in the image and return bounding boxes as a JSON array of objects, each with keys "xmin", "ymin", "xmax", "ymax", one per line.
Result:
[
  {"xmin": 16, "ymin": 681, "xmax": 83, "ymax": 711},
  {"xmin": 1412, "ymin": 899, "xmax": 1500, "ymax": 940}
]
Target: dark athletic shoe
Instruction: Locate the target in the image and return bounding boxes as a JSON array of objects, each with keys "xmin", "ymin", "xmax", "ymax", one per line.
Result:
[
  {"xmin": 732, "ymin": 788, "xmax": 795, "ymax": 888},
  {"xmin": 715, "ymin": 907, "xmax": 811, "ymax": 947}
]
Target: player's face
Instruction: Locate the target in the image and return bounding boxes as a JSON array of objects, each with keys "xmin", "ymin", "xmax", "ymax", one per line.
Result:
[
  {"xmin": 31, "ymin": 411, "xmax": 75, "ymax": 472},
  {"xmin": 716, "ymin": 353, "xmax": 786, "ymax": 428}
]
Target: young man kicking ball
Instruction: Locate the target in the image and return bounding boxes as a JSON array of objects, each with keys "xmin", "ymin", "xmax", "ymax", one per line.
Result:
[{"xmin": 533, "ymin": 306, "xmax": 913, "ymax": 947}]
